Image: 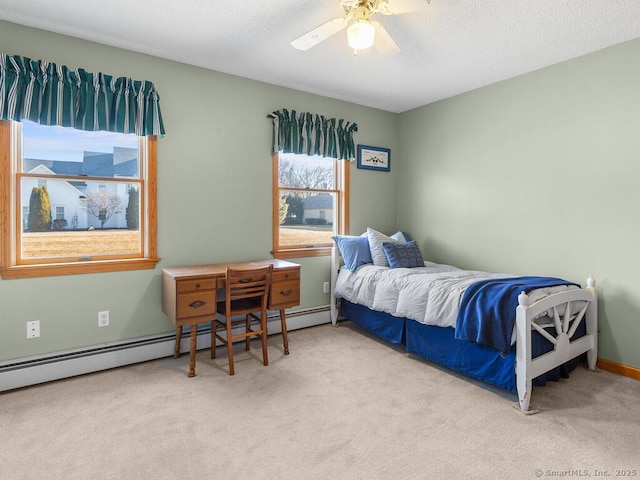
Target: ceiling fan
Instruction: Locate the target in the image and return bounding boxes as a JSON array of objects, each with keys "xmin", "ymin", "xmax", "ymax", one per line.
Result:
[{"xmin": 291, "ymin": 0, "xmax": 431, "ymax": 56}]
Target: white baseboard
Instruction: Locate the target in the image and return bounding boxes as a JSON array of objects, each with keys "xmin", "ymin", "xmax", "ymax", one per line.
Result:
[{"xmin": 0, "ymin": 308, "xmax": 330, "ymax": 392}]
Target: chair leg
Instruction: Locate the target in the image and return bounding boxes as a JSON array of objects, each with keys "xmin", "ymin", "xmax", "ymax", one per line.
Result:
[
  {"xmin": 245, "ymin": 315, "xmax": 251, "ymax": 351},
  {"xmin": 261, "ymin": 310, "xmax": 269, "ymax": 367},
  {"xmin": 211, "ymin": 320, "xmax": 217, "ymax": 359},
  {"xmin": 226, "ymin": 320, "xmax": 235, "ymax": 376}
]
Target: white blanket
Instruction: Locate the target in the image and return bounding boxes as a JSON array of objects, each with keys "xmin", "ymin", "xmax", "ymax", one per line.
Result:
[{"xmin": 334, "ymin": 262, "xmax": 580, "ymax": 334}]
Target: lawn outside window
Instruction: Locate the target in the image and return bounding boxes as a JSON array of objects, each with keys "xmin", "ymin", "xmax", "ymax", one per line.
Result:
[{"xmin": 0, "ymin": 120, "xmax": 159, "ymax": 279}]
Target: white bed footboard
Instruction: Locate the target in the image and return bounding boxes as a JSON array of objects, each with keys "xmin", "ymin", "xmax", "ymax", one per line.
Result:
[{"xmin": 515, "ymin": 277, "xmax": 598, "ymax": 412}]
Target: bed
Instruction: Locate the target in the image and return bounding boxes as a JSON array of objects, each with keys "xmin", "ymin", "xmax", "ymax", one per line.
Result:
[{"xmin": 330, "ymin": 228, "xmax": 598, "ymax": 413}]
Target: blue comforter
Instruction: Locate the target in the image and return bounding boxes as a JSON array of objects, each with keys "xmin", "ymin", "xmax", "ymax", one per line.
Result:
[{"xmin": 455, "ymin": 276, "xmax": 580, "ymax": 354}]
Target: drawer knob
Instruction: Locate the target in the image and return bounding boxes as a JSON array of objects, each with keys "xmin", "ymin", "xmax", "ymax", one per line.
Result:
[
  {"xmin": 195, "ymin": 283, "xmax": 201, "ymax": 289},
  {"xmin": 189, "ymin": 300, "xmax": 206, "ymax": 308},
  {"xmin": 280, "ymin": 289, "xmax": 292, "ymax": 296}
]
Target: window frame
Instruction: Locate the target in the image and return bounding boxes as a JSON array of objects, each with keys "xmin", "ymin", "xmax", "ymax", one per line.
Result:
[
  {"xmin": 0, "ymin": 120, "xmax": 159, "ymax": 279},
  {"xmin": 272, "ymin": 152, "xmax": 349, "ymax": 259}
]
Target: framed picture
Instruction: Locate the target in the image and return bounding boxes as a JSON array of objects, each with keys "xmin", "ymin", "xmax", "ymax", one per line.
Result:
[{"xmin": 357, "ymin": 145, "xmax": 390, "ymax": 172}]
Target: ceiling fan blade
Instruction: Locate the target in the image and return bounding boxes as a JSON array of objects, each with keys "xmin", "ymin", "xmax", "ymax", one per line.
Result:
[
  {"xmin": 377, "ymin": 0, "xmax": 430, "ymax": 15},
  {"xmin": 291, "ymin": 17, "xmax": 349, "ymax": 51},
  {"xmin": 372, "ymin": 21, "xmax": 400, "ymax": 56}
]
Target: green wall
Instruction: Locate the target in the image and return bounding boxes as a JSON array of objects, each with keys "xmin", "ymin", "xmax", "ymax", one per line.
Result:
[
  {"xmin": 398, "ymin": 38, "xmax": 640, "ymax": 369},
  {"xmin": 0, "ymin": 21, "xmax": 399, "ymax": 362}
]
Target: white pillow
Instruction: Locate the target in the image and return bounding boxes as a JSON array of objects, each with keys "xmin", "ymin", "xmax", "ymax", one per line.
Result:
[{"xmin": 367, "ymin": 227, "xmax": 409, "ymax": 267}]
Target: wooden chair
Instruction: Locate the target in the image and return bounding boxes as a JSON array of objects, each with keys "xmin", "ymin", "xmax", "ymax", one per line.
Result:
[{"xmin": 211, "ymin": 265, "xmax": 273, "ymax": 375}]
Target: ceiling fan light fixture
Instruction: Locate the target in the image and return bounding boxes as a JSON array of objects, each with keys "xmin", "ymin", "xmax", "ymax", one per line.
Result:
[{"xmin": 347, "ymin": 19, "xmax": 375, "ymax": 50}]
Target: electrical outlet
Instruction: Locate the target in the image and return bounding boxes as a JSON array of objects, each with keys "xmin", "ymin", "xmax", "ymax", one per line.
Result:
[
  {"xmin": 26, "ymin": 320, "xmax": 40, "ymax": 339},
  {"xmin": 98, "ymin": 310, "xmax": 110, "ymax": 327},
  {"xmin": 323, "ymin": 281, "xmax": 330, "ymax": 294}
]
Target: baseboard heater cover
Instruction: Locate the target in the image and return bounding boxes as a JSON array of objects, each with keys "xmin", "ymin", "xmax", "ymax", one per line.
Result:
[{"xmin": 0, "ymin": 308, "xmax": 329, "ymax": 392}]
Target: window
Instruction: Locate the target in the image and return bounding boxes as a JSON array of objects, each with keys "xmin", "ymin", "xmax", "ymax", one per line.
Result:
[
  {"xmin": 0, "ymin": 120, "xmax": 158, "ymax": 279},
  {"xmin": 272, "ymin": 152, "xmax": 349, "ymax": 258}
]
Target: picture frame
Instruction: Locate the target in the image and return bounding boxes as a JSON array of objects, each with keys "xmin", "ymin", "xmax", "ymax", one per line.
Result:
[{"xmin": 357, "ymin": 145, "xmax": 391, "ymax": 172}]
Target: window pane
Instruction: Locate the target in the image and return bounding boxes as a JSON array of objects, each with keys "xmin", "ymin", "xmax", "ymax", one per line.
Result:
[
  {"xmin": 20, "ymin": 178, "xmax": 141, "ymax": 259},
  {"xmin": 278, "ymin": 153, "xmax": 334, "ymax": 190},
  {"xmin": 279, "ymin": 189, "xmax": 335, "ymax": 247},
  {"xmin": 2, "ymin": 120, "xmax": 158, "ymax": 279},
  {"xmin": 22, "ymin": 120, "xmax": 139, "ymax": 179}
]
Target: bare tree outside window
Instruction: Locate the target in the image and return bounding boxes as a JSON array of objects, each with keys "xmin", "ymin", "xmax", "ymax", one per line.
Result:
[
  {"xmin": 279, "ymin": 159, "xmax": 333, "ymax": 191},
  {"xmin": 85, "ymin": 189, "xmax": 123, "ymax": 229}
]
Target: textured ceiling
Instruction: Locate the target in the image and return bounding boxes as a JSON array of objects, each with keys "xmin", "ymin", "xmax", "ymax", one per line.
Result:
[{"xmin": 1, "ymin": 0, "xmax": 640, "ymax": 113}]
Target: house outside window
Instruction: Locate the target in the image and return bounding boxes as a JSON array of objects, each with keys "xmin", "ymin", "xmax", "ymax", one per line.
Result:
[
  {"xmin": 272, "ymin": 152, "xmax": 349, "ymax": 258},
  {"xmin": 0, "ymin": 120, "xmax": 159, "ymax": 279}
]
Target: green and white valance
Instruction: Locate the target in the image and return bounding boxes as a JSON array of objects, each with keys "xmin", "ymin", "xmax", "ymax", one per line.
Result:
[
  {"xmin": 0, "ymin": 53, "xmax": 165, "ymax": 136},
  {"xmin": 270, "ymin": 109, "xmax": 357, "ymax": 160}
]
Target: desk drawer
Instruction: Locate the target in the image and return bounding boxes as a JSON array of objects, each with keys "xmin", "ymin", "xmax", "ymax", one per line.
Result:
[
  {"xmin": 177, "ymin": 290, "xmax": 216, "ymax": 319},
  {"xmin": 270, "ymin": 280, "xmax": 300, "ymax": 309},
  {"xmin": 177, "ymin": 278, "xmax": 217, "ymax": 293},
  {"xmin": 272, "ymin": 269, "xmax": 300, "ymax": 283}
]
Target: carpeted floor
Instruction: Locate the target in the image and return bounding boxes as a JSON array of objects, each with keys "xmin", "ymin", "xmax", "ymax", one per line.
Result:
[{"xmin": 1, "ymin": 321, "xmax": 639, "ymax": 480}]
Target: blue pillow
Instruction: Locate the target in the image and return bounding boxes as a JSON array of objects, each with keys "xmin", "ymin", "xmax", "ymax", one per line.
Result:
[
  {"xmin": 332, "ymin": 235, "xmax": 372, "ymax": 272},
  {"xmin": 382, "ymin": 240, "xmax": 425, "ymax": 269}
]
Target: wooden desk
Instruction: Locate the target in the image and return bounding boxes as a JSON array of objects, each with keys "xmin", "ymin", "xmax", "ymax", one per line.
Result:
[{"xmin": 162, "ymin": 259, "xmax": 301, "ymax": 377}]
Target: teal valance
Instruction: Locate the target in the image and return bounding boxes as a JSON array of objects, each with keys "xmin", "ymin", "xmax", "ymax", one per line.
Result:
[
  {"xmin": 271, "ymin": 109, "xmax": 357, "ymax": 160},
  {"xmin": 0, "ymin": 53, "xmax": 165, "ymax": 136}
]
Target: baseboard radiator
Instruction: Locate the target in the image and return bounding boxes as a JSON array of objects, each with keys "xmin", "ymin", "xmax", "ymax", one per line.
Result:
[{"xmin": 0, "ymin": 308, "xmax": 330, "ymax": 392}]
